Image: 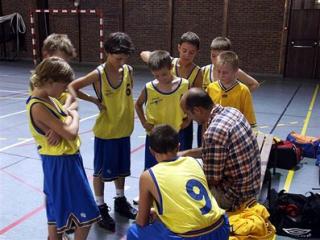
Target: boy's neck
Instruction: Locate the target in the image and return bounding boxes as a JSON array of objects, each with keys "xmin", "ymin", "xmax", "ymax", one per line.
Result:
[
  {"xmin": 32, "ymin": 88, "xmax": 50, "ymax": 101},
  {"xmin": 178, "ymin": 58, "xmax": 192, "ymax": 68},
  {"xmin": 105, "ymin": 60, "xmax": 121, "ymax": 72},
  {"xmin": 220, "ymin": 78, "xmax": 237, "ymax": 89},
  {"xmin": 155, "ymin": 152, "xmax": 178, "ymax": 163},
  {"xmin": 156, "ymin": 75, "xmax": 178, "ymax": 91}
]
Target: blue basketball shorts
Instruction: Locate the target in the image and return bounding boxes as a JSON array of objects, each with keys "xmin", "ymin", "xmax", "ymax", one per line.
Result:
[{"xmin": 93, "ymin": 136, "xmax": 131, "ymax": 181}]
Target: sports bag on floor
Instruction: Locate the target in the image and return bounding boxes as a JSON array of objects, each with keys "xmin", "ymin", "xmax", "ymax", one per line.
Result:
[
  {"xmin": 268, "ymin": 139, "xmax": 302, "ymax": 170},
  {"xmin": 287, "ymin": 132, "xmax": 320, "ymax": 158},
  {"xmin": 268, "ymin": 189, "xmax": 320, "ymax": 239}
]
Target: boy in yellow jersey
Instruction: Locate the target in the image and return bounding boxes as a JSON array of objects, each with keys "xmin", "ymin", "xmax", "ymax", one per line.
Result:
[
  {"xmin": 29, "ymin": 34, "xmax": 78, "ymax": 109},
  {"xmin": 140, "ymin": 32, "xmax": 202, "ymax": 151},
  {"xmin": 206, "ymin": 51, "xmax": 256, "ymax": 127},
  {"xmin": 26, "ymin": 57, "xmax": 101, "ymax": 240},
  {"xmin": 202, "ymin": 36, "xmax": 259, "ymax": 91},
  {"xmin": 126, "ymin": 125, "xmax": 229, "ymax": 240},
  {"xmin": 68, "ymin": 32, "xmax": 137, "ymax": 232},
  {"xmin": 135, "ymin": 50, "xmax": 189, "ymax": 170}
]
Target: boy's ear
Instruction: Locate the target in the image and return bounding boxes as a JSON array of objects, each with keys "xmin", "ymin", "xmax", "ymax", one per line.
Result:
[
  {"xmin": 42, "ymin": 50, "xmax": 49, "ymax": 59},
  {"xmin": 170, "ymin": 63, "xmax": 174, "ymax": 70},
  {"xmin": 149, "ymin": 146, "xmax": 156, "ymax": 157}
]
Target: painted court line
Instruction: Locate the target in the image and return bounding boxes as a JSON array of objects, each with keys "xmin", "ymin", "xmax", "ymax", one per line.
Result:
[
  {"xmin": 0, "ymin": 143, "xmax": 145, "ymax": 234},
  {"xmin": 1, "ymin": 169, "xmax": 43, "ymax": 193},
  {"xmin": 0, "ymin": 110, "xmax": 27, "ymax": 119},
  {"xmin": 283, "ymin": 84, "xmax": 319, "ymax": 192},
  {"xmin": 0, "ymin": 138, "xmax": 33, "ymax": 152},
  {"xmin": 0, "ymin": 205, "xmax": 45, "ymax": 235},
  {"xmin": 0, "ymin": 89, "xmax": 27, "ymax": 93},
  {"xmin": 0, "ymin": 114, "xmax": 98, "ymax": 153}
]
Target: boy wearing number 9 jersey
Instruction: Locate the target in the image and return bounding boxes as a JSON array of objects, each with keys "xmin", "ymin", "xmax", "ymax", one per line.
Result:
[{"xmin": 127, "ymin": 125, "xmax": 229, "ymax": 240}]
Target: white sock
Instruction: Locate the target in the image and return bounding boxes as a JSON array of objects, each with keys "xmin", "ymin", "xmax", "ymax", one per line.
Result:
[
  {"xmin": 95, "ymin": 196, "xmax": 104, "ymax": 206},
  {"xmin": 116, "ymin": 189, "xmax": 124, "ymax": 198}
]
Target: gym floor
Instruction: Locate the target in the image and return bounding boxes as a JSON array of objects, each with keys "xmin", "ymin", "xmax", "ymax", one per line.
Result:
[{"xmin": 0, "ymin": 61, "xmax": 319, "ymax": 239}]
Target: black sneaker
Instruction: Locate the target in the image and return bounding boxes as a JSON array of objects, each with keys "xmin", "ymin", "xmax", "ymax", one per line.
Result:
[
  {"xmin": 97, "ymin": 204, "xmax": 116, "ymax": 232},
  {"xmin": 114, "ymin": 196, "xmax": 138, "ymax": 219}
]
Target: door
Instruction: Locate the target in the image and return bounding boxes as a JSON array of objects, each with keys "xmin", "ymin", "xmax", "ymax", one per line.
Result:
[{"xmin": 285, "ymin": 0, "xmax": 320, "ymax": 78}]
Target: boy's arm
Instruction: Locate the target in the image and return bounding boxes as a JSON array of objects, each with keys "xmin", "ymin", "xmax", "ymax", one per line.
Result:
[
  {"xmin": 192, "ymin": 69, "xmax": 203, "ymax": 89},
  {"xmin": 63, "ymin": 93, "xmax": 78, "ymax": 111},
  {"xmin": 236, "ymin": 69, "xmax": 260, "ymax": 92},
  {"xmin": 178, "ymin": 147, "xmax": 202, "ymax": 158},
  {"xmin": 140, "ymin": 51, "xmax": 152, "ymax": 64},
  {"xmin": 32, "ymin": 104, "xmax": 79, "ymax": 140},
  {"xmin": 68, "ymin": 70, "xmax": 103, "ymax": 109},
  {"xmin": 242, "ymin": 89, "xmax": 257, "ymax": 127},
  {"xmin": 136, "ymin": 171, "xmax": 154, "ymax": 226},
  {"xmin": 135, "ymin": 88, "xmax": 153, "ymax": 132}
]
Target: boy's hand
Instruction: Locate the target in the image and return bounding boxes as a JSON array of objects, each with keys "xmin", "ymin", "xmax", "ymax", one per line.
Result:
[
  {"xmin": 180, "ymin": 117, "xmax": 191, "ymax": 129},
  {"xmin": 149, "ymin": 208, "xmax": 158, "ymax": 223},
  {"xmin": 45, "ymin": 129, "xmax": 61, "ymax": 146},
  {"xmin": 142, "ymin": 122, "xmax": 154, "ymax": 132},
  {"xmin": 93, "ymin": 98, "xmax": 105, "ymax": 111}
]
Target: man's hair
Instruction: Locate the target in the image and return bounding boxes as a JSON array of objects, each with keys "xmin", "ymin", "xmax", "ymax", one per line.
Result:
[
  {"xmin": 148, "ymin": 50, "xmax": 172, "ymax": 71},
  {"xmin": 216, "ymin": 51, "xmax": 239, "ymax": 70},
  {"xmin": 30, "ymin": 57, "xmax": 74, "ymax": 88},
  {"xmin": 179, "ymin": 31, "xmax": 200, "ymax": 50},
  {"xmin": 210, "ymin": 36, "xmax": 232, "ymax": 51},
  {"xmin": 42, "ymin": 33, "xmax": 76, "ymax": 59},
  {"xmin": 149, "ymin": 125, "xmax": 179, "ymax": 154},
  {"xmin": 184, "ymin": 88, "xmax": 213, "ymax": 111},
  {"xmin": 104, "ymin": 32, "xmax": 135, "ymax": 55}
]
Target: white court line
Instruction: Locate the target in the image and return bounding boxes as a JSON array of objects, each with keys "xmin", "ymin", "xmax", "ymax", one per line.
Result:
[
  {"xmin": 0, "ymin": 110, "xmax": 27, "ymax": 119},
  {"xmin": 80, "ymin": 114, "xmax": 98, "ymax": 122},
  {"xmin": 0, "ymin": 89, "xmax": 28, "ymax": 93},
  {"xmin": 0, "ymin": 138, "xmax": 33, "ymax": 152},
  {"xmin": 0, "ymin": 97, "xmax": 27, "ymax": 100},
  {"xmin": 0, "ymin": 113, "xmax": 98, "ymax": 152}
]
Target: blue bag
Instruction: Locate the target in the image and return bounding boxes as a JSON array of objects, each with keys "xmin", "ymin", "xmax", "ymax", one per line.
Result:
[{"xmin": 286, "ymin": 132, "xmax": 320, "ymax": 163}]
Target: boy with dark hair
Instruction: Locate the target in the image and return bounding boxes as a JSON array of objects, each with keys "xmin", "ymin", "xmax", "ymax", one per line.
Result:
[
  {"xmin": 127, "ymin": 124, "xmax": 229, "ymax": 240},
  {"xmin": 135, "ymin": 50, "xmax": 189, "ymax": 170},
  {"xmin": 69, "ymin": 32, "xmax": 137, "ymax": 232},
  {"xmin": 140, "ymin": 32, "xmax": 203, "ymax": 151}
]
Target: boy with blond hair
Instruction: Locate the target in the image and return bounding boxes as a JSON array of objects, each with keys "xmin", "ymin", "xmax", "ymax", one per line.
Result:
[
  {"xmin": 206, "ymin": 51, "xmax": 256, "ymax": 127},
  {"xmin": 202, "ymin": 37, "xmax": 259, "ymax": 91}
]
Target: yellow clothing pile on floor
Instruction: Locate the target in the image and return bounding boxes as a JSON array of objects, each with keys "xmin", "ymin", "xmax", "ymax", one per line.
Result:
[{"xmin": 227, "ymin": 200, "xmax": 276, "ymax": 240}]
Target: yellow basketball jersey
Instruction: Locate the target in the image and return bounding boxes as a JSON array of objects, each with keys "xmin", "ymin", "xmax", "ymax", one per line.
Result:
[
  {"xmin": 172, "ymin": 58, "xmax": 201, "ymax": 87},
  {"xmin": 29, "ymin": 86, "xmax": 69, "ymax": 106},
  {"xmin": 26, "ymin": 96, "xmax": 80, "ymax": 155},
  {"xmin": 207, "ymin": 81, "xmax": 256, "ymax": 125},
  {"xmin": 149, "ymin": 156, "xmax": 225, "ymax": 234},
  {"xmin": 57, "ymin": 92, "xmax": 68, "ymax": 105},
  {"xmin": 145, "ymin": 78, "xmax": 189, "ymax": 133},
  {"xmin": 93, "ymin": 64, "xmax": 134, "ymax": 139},
  {"xmin": 202, "ymin": 64, "xmax": 216, "ymax": 90}
]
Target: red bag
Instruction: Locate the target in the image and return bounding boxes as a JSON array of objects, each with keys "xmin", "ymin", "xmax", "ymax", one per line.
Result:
[{"xmin": 268, "ymin": 140, "xmax": 303, "ymax": 170}]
